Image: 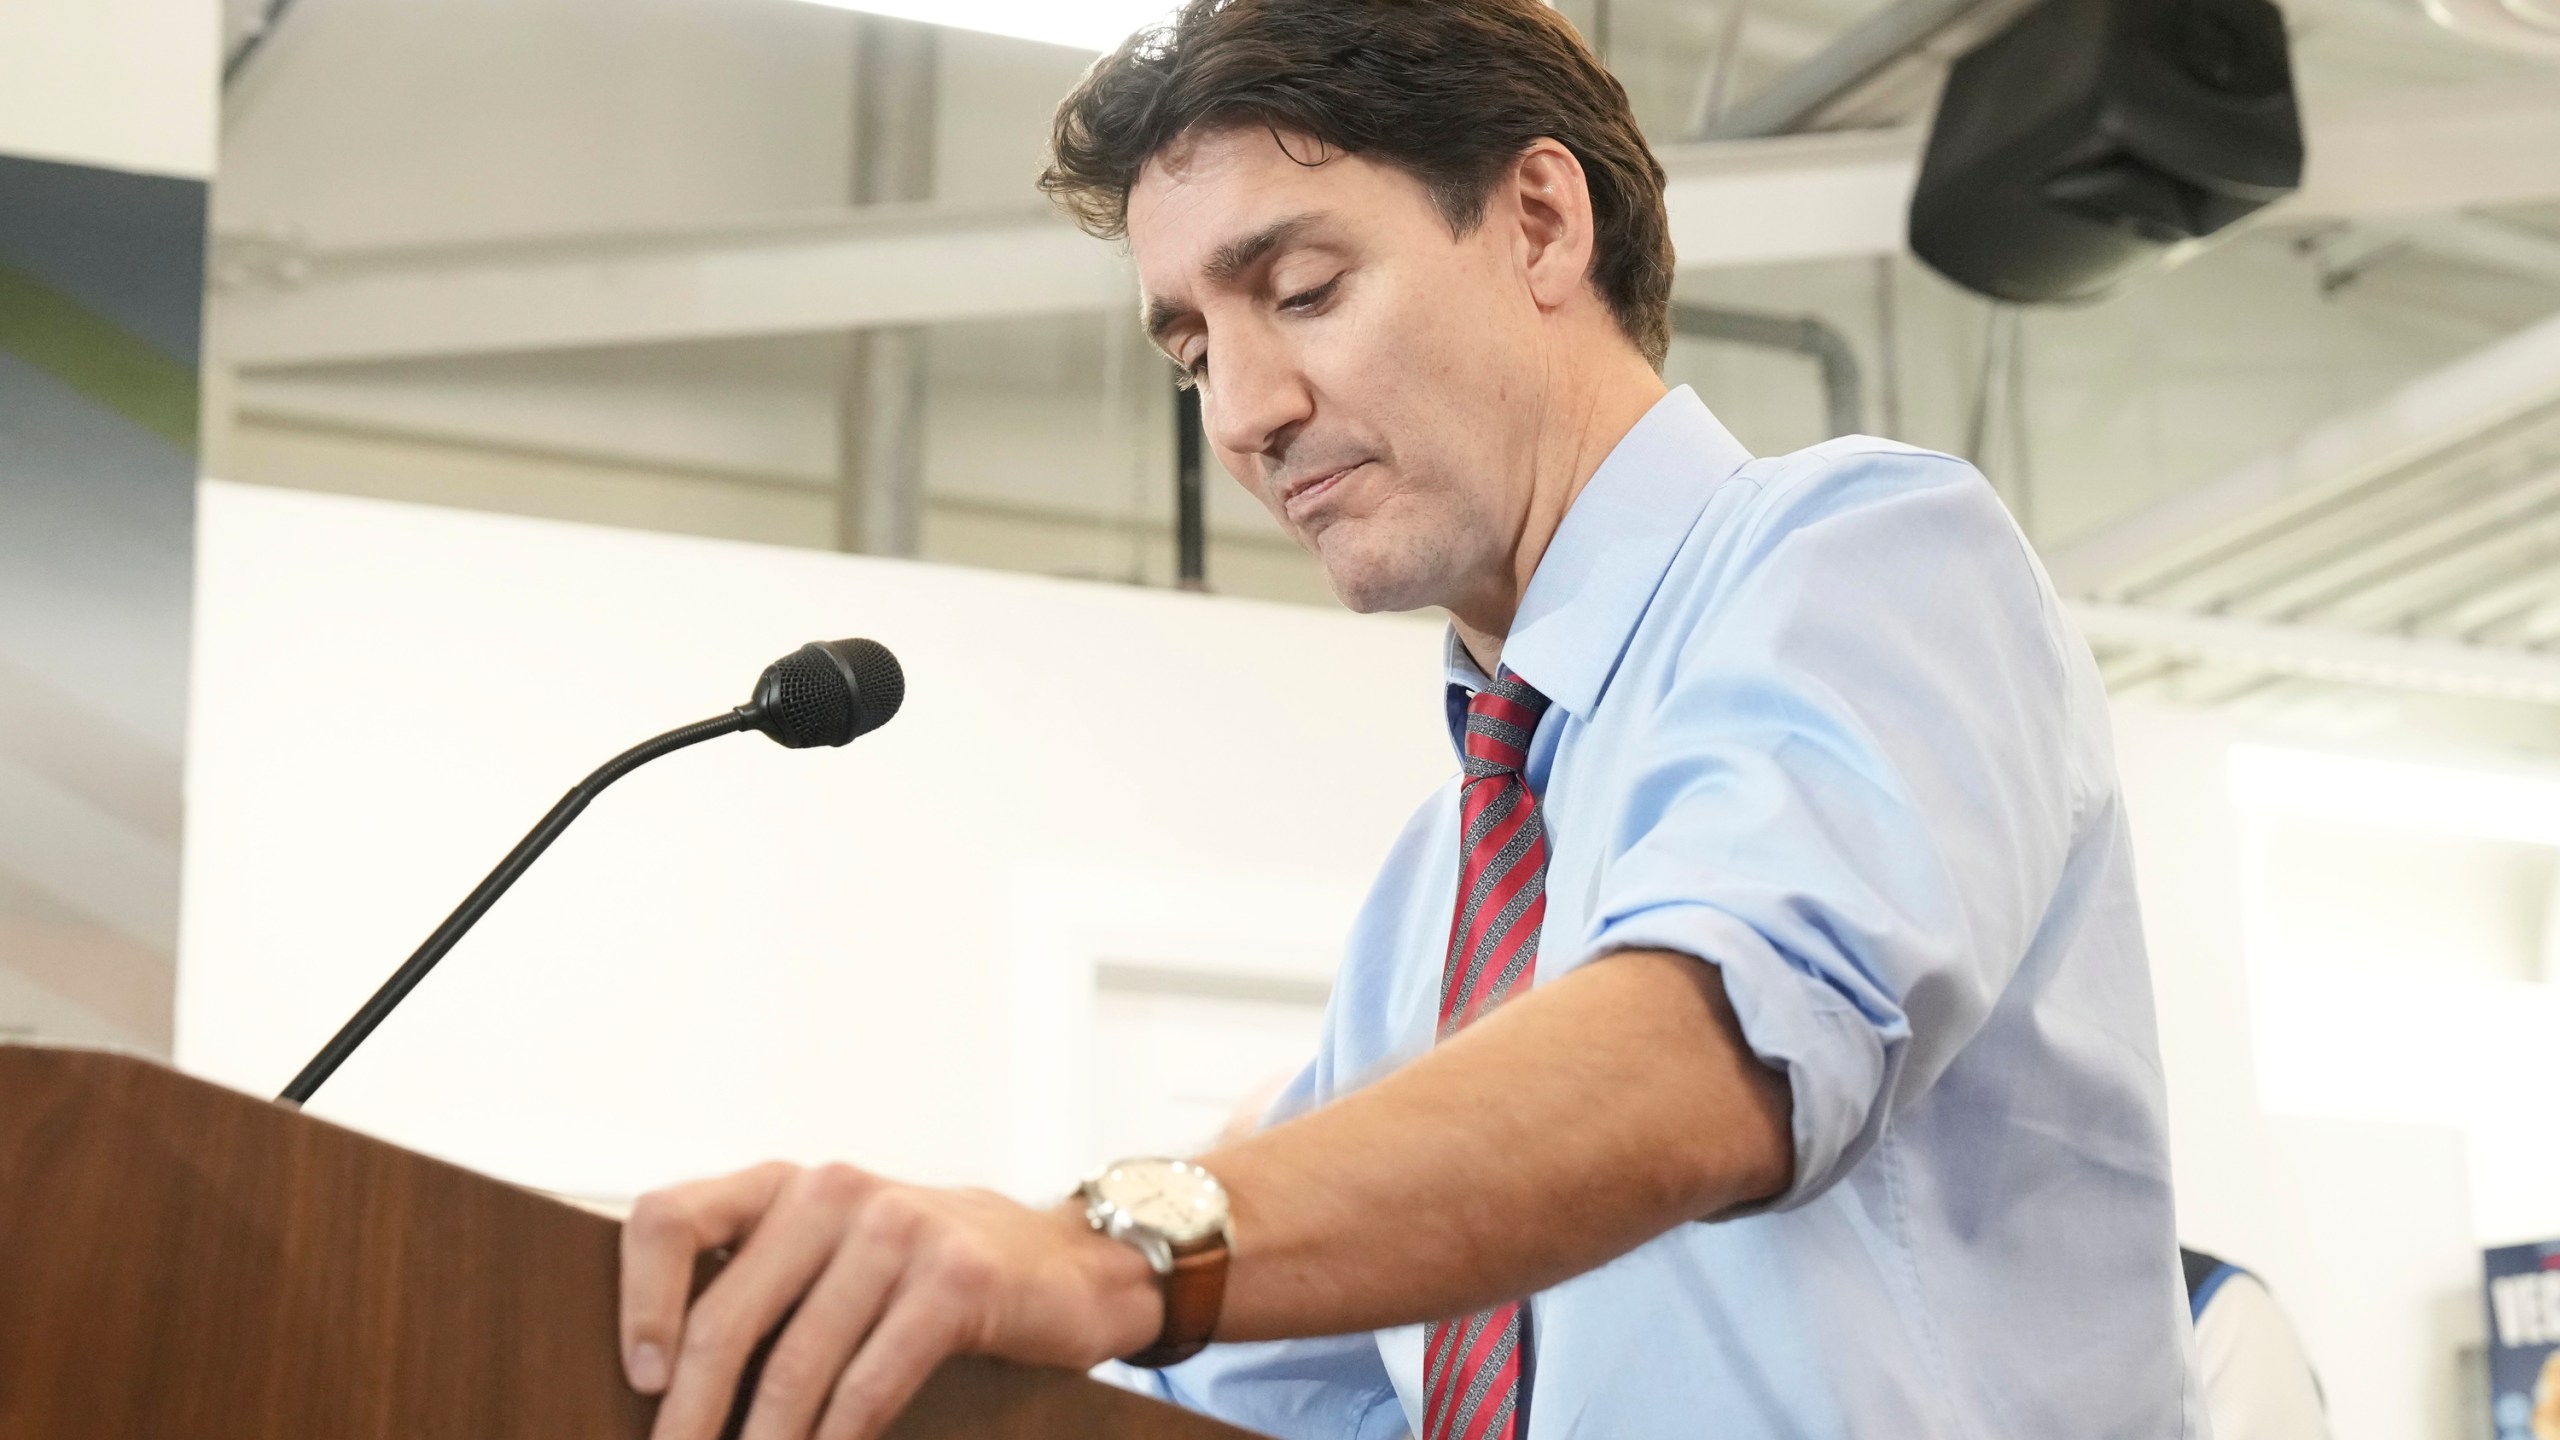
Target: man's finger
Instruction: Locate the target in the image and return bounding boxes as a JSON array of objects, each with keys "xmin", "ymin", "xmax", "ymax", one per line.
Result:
[
  {"xmin": 734, "ymin": 1214, "xmax": 909, "ymax": 1440},
  {"xmin": 622, "ymin": 1163, "xmax": 797, "ymax": 1395},
  {"xmin": 810, "ymin": 1280, "xmax": 970, "ymax": 1440},
  {"xmin": 650, "ymin": 1165, "xmax": 877, "ymax": 1440}
]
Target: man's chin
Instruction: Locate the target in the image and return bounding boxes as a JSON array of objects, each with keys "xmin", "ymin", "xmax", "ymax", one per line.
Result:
[{"xmin": 1316, "ymin": 548, "xmax": 1441, "ymax": 616}]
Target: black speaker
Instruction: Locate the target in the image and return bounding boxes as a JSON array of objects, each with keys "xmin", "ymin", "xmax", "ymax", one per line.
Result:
[{"xmin": 1908, "ymin": 0, "xmax": 2303, "ymax": 304}]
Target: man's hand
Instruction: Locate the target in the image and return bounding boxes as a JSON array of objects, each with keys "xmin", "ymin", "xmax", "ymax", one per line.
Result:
[
  {"xmin": 618, "ymin": 948, "xmax": 1787, "ymax": 1437},
  {"xmin": 619, "ymin": 1163, "xmax": 1163, "ymax": 1440}
]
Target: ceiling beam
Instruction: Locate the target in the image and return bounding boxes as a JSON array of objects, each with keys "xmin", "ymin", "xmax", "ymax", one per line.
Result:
[
  {"xmin": 2066, "ymin": 599, "xmax": 2560, "ymax": 706},
  {"xmin": 2304, "ymin": 211, "xmax": 2560, "ymax": 293},
  {"xmin": 1655, "ymin": 128, "xmax": 1918, "ymax": 269},
  {"xmin": 210, "ymin": 82, "xmax": 2560, "ymax": 370},
  {"xmin": 211, "ymin": 202, "xmax": 1136, "ymax": 371},
  {"xmin": 2042, "ymin": 306, "xmax": 2560, "ymax": 597},
  {"xmin": 2408, "ymin": 214, "xmax": 2560, "ymax": 288},
  {"xmin": 2282, "ymin": 81, "xmax": 2560, "ymax": 224},
  {"xmin": 212, "ymin": 128, "xmax": 1940, "ymax": 367},
  {"xmin": 1699, "ymin": 0, "xmax": 2036, "ymax": 140}
]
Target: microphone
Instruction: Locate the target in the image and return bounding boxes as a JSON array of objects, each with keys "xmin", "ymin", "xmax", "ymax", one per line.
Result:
[{"xmin": 276, "ymin": 639, "xmax": 904, "ymax": 1106}]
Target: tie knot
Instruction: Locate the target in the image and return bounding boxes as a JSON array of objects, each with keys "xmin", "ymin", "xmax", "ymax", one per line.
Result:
[{"xmin": 1462, "ymin": 667, "xmax": 1549, "ymax": 778}]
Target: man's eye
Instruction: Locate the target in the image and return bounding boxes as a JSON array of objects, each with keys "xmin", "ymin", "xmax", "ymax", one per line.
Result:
[
  {"xmin": 1175, "ymin": 351, "xmax": 1209, "ymax": 389},
  {"xmin": 1280, "ymin": 277, "xmax": 1341, "ymax": 312}
]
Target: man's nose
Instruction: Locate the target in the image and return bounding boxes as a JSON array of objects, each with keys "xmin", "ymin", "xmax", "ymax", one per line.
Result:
[{"xmin": 1200, "ymin": 326, "xmax": 1314, "ymax": 466}]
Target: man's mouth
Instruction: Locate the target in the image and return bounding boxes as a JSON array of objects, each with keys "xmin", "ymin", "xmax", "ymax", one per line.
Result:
[{"xmin": 1282, "ymin": 461, "xmax": 1366, "ymax": 525}]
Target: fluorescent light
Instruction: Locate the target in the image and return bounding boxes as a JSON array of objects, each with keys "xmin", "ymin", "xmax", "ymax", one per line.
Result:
[
  {"xmin": 790, "ymin": 0, "xmax": 1176, "ymax": 52},
  {"xmin": 2227, "ymin": 744, "xmax": 2560, "ymax": 848}
]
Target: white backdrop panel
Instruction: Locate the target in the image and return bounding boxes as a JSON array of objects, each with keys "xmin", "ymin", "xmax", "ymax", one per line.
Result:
[{"xmin": 179, "ymin": 480, "xmax": 1448, "ymax": 1200}]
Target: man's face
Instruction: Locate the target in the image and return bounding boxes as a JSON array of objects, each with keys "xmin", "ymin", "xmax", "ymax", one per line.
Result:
[{"xmin": 1128, "ymin": 127, "xmax": 1551, "ymax": 614}]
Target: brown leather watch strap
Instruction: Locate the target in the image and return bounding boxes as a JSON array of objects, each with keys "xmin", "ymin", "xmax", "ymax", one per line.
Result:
[{"xmin": 1121, "ymin": 1233, "xmax": 1229, "ymax": 1369}]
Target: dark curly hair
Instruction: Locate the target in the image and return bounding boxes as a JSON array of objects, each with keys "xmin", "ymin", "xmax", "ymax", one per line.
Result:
[{"xmin": 1040, "ymin": 0, "xmax": 1674, "ymax": 369}]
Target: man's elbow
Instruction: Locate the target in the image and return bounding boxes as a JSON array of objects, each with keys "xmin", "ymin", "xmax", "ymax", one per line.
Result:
[
  {"xmin": 1702, "ymin": 1051, "xmax": 1796, "ymax": 1218},
  {"xmin": 1597, "ymin": 947, "xmax": 1799, "ymax": 1218}
]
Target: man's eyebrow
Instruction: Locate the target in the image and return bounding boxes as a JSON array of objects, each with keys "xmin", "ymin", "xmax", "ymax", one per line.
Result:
[
  {"xmin": 1206, "ymin": 212, "xmax": 1322, "ymax": 285},
  {"xmin": 1143, "ymin": 212, "xmax": 1328, "ymax": 350}
]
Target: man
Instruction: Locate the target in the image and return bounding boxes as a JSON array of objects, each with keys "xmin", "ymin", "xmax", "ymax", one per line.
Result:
[
  {"xmin": 2184, "ymin": 1247, "xmax": 2332, "ymax": 1440},
  {"xmin": 616, "ymin": 2, "xmax": 2201, "ymax": 1437}
]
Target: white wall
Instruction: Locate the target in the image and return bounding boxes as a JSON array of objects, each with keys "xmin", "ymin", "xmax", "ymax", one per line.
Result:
[
  {"xmin": 2114, "ymin": 702, "xmax": 2521, "ymax": 1440},
  {"xmin": 178, "ymin": 480, "xmax": 1446, "ymax": 1201},
  {"xmin": 0, "ymin": 0, "xmax": 218, "ymax": 178},
  {"xmin": 2229, "ymin": 746, "xmax": 2560, "ymax": 1250}
]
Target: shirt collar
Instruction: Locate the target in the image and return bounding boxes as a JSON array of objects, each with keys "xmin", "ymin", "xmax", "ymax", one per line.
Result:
[
  {"xmin": 1442, "ymin": 628, "xmax": 1493, "ymax": 753},
  {"xmin": 1441, "ymin": 386, "xmax": 1754, "ymax": 732}
]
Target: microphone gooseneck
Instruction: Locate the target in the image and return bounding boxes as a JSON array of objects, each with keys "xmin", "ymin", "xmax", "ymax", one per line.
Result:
[{"xmin": 277, "ymin": 638, "xmax": 905, "ymax": 1107}]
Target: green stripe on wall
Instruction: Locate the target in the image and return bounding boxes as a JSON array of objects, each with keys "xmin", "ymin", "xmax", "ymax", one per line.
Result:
[{"xmin": 0, "ymin": 263, "xmax": 200, "ymax": 453}]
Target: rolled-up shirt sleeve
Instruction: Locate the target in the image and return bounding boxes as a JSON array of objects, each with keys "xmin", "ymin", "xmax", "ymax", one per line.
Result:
[{"xmin": 1578, "ymin": 448, "xmax": 2079, "ymax": 1210}]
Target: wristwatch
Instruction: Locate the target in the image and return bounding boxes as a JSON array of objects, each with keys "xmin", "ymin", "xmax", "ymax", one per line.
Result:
[{"xmin": 1078, "ymin": 1157, "xmax": 1233, "ymax": 1368}]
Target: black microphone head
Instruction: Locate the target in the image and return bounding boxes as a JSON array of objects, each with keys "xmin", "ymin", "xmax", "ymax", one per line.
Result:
[{"xmin": 744, "ymin": 638, "xmax": 904, "ymax": 749}]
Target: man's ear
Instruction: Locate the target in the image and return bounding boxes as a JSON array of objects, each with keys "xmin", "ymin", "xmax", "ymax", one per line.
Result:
[{"xmin": 1509, "ymin": 140, "xmax": 1599, "ymax": 315}]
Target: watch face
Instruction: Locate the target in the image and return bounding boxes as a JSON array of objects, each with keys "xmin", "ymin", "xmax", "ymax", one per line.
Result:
[{"xmin": 1095, "ymin": 1158, "xmax": 1228, "ymax": 1244}]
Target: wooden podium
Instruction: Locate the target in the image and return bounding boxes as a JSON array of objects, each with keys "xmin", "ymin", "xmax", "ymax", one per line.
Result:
[{"xmin": 0, "ymin": 1046, "xmax": 1261, "ymax": 1439}]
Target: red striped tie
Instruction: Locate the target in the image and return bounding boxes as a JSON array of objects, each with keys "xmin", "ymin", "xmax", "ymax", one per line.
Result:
[{"xmin": 1423, "ymin": 666, "xmax": 1550, "ymax": 1440}]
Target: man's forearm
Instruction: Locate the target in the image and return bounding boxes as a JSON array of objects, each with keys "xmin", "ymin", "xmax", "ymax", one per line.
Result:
[{"xmin": 1200, "ymin": 948, "xmax": 1794, "ymax": 1342}]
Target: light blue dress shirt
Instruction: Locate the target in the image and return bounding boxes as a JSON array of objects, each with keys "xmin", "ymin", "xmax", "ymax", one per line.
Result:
[{"xmin": 1126, "ymin": 387, "xmax": 2201, "ymax": 1438}]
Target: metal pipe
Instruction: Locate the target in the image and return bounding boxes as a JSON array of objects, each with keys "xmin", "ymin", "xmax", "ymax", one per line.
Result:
[
  {"xmin": 837, "ymin": 16, "xmax": 937, "ymax": 560},
  {"xmin": 1175, "ymin": 382, "xmax": 1207, "ymax": 590},
  {"xmin": 223, "ymin": 0, "xmax": 305, "ymax": 88},
  {"xmin": 1671, "ymin": 302, "xmax": 1864, "ymax": 438},
  {"xmin": 1701, "ymin": 0, "xmax": 1987, "ymax": 139}
]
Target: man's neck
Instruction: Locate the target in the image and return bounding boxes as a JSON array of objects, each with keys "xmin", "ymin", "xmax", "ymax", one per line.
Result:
[
  {"xmin": 1449, "ymin": 353, "xmax": 1668, "ymax": 677},
  {"xmin": 1451, "ymin": 616, "xmax": 1506, "ymax": 680}
]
